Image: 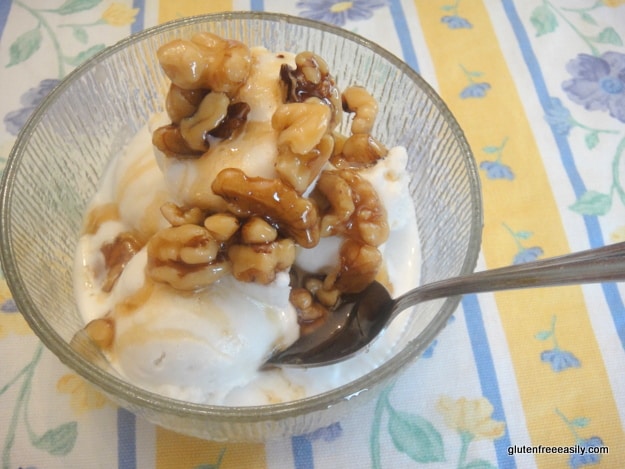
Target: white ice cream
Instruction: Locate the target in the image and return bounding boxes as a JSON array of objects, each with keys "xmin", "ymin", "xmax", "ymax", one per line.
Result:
[{"xmin": 74, "ymin": 45, "xmax": 420, "ymax": 406}]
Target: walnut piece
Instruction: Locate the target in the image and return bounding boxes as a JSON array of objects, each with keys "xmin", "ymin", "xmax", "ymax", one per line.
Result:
[
  {"xmin": 146, "ymin": 224, "xmax": 228, "ymax": 291},
  {"xmin": 166, "ymin": 84, "xmax": 208, "ymax": 124},
  {"xmin": 229, "ymin": 239, "xmax": 295, "ymax": 284},
  {"xmin": 289, "ymin": 287, "xmax": 329, "ymax": 335},
  {"xmin": 316, "ymin": 169, "xmax": 389, "ymax": 246},
  {"xmin": 100, "ymin": 232, "xmax": 143, "ymax": 293},
  {"xmin": 275, "ymin": 134, "xmax": 334, "ymax": 194},
  {"xmin": 280, "ymin": 51, "xmax": 342, "ymax": 127},
  {"xmin": 331, "ymin": 133, "xmax": 388, "ymax": 169},
  {"xmin": 272, "ymin": 99, "xmax": 332, "ymax": 155},
  {"xmin": 203, "ymin": 213, "xmax": 240, "ymax": 241},
  {"xmin": 328, "ymin": 239, "xmax": 383, "ymax": 294},
  {"xmin": 152, "ymin": 124, "xmax": 203, "ymax": 159},
  {"xmin": 211, "ymin": 168, "xmax": 320, "ymax": 248},
  {"xmin": 157, "ymin": 32, "xmax": 251, "ymax": 94},
  {"xmin": 241, "ymin": 217, "xmax": 278, "ymax": 244},
  {"xmin": 338, "ymin": 170, "xmax": 389, "ymax": 247},
  {"xmin": 208, "ymin": 101, "xmax": 250, "ymax": 139},
  {"xmin": 316, "ymin": 170, "xmax": 355, "ymax": 237},
  {"xmin": 342, "ymin": 86, "xmax": 378, "ymax": 134},
  {"xmin": 179, "ymin": 92, "xmax": 230, "ymax": 152},
  {"xmin": 272, "ymin": 98, "xmax": 334, "ymax": 193},
  {"xmin": 160, "ymin": 202, "xmax": 204, "ymax": 227}
]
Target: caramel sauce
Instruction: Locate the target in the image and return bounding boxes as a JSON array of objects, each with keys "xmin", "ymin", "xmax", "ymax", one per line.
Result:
[
  {"xmin": 113, "ymin": 281, "xmax": 155, "ymax": 317},
  {"xmin": 100, "ymin": 232, "xmax": 143, "ymax": 293},
  {"xmin": 115, "ymin": 152, "xmax": 157, "ymax": 203},
  {"xmin": 83, "ymin": 203, "xmax": 120, "ymax": 235}
]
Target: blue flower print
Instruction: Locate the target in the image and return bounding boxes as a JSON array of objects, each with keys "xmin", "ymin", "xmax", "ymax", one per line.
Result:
[
  {"xmin": 296, "ymin": 0, "xmax": 388, "ymax": 27},
  {"xmin": 459, "ymin": 64, "xmax": 491, "ymax": 99},
  {"xmin": 543, "ymin": 95, "xmax": 619, "ymax": 149},
  {"xmin": 440, "ymin": 0, "xmax": 472, "ymax": 29},
  {"xmin": 562, "ymin": 51, "xmax": 625, "ymax": 123},
  {"xmin": 541, "ymin": 349, "xmax": 581, "ymax": 372},
  {"xmin": 544, "ymin": 97, "xmax": 574, "ymax": 135},
  {"xmin": 422, "ymin": 339, "xmax": 438, "ymax": 358},
  {"xmin": 421, "ymin": 315, "xmax": 455, "ymax": 358},
  {"xmin": 556, "ymin": 409, "xmax": 605, "ymax": 468},
  {"xmin": 513, "ymin": 246, "xmax": 543, "ymax": 264},
  {"xmin": 460, "ymin": 82, "xmax": 491, "ymax": 98},
  {"xmin": 441, "ymin": 15, "xmax": 472, "ymax": 29},
  {"xmin": 305, "ymin": 422, "xmax": 342, "ymax": 442},
  {"xmin": 536, "ymin": 316, "xmax": 581, "ymax": 372},
  {"xmin": 503, "ymin": 223, "xmax": 544, "ymax": 264},
  {"xmin": 480, "ymin": 138, "xmax": 514, "ymax": 180},
  {"xmin": 4, "ymin": 79, "xmax": 60, "ymax": 135},
  {"xmin": 570, "ymin": 436, "xmax": 604, "ymax": 468},
  {"xmin": 1, "ymin": 298, "xmax": 18, "ymax": 313},
  {"xmin": 480, "ymin": 161, "xmax": 514, "ymax": 180}
]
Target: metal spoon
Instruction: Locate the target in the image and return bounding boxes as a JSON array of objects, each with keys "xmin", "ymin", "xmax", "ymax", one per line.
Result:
[{"xmin": 265, "ymin": 241, "xmax": 625, "ymax": 367}]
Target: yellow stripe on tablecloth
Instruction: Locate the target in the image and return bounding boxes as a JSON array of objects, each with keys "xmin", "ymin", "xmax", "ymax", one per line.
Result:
[
  {"xmin": 158, "ymin": 0, "xmax": 233, "ymax": 22},
  {"xmin": 414, "ymin": 0, "xmax": 624, "ymax": 466},
  {"xmin": 154, "ymin": 6, "xmax": 264, "ymax": 469},
  {"xmin": 156, "ymin": 427, "xmax": 266, "ymax": 468}
]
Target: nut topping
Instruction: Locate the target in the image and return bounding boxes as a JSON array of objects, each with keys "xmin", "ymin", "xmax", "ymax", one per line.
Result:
[
  {"xmin": 328, "ymin": 239, "xmax": 383, "ymax": 294},
  {"xmin": 157, "ymin": 33, "xmax": 251, "ymax": 94},
  {"xmin": 279, "ymin": 51, "xmax": 342, "ymax": 127},
  {"xmin": 342, "ymin": 86, "xmax": 378, "ymax": 134},
  {"xmin": 166, "ymin": 84, "xmax": 208, "ymax": 124},
  {"xmin": 152, "ymin": 124, "xmax": 203, "ymax": 159},
  {"xmin": 331, "ymin": 133, "xmax": 388, "ymax": 169},
  {"xmin": 160, "ymin": 202, "xmax": 205, "ymax": 227},
  {"xmin": 212, "ymin": 168, "xmax": 321, "ymax": 248},
  {"xmin": 179, "ymin": 92, "xmax": 230, "ymax": 152},
  {"xmin": 146, "ymin": 224, "xmax": 227, "ymax": 291}
]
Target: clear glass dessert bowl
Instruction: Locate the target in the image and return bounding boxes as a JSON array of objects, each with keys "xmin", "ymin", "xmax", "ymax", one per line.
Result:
[{"xmin": 0, "ymin": 12, "xmax": 482, "ymax": 441}]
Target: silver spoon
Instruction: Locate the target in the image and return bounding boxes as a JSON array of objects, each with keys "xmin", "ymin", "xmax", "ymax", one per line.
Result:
[{"xmin": 265, "ymin": 241, "xmax": 625, "ymax": 367}]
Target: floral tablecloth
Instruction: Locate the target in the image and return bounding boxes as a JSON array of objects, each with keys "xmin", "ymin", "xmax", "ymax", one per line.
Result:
[{"xmin": 1, "ymin": 1, "xmax": 625, "ymax": 468}]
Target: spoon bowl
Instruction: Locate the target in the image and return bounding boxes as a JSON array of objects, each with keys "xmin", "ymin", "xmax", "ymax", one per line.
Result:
[{"xmin": 267, "ymin": 241, "xmax": 625, "ymax": 367}]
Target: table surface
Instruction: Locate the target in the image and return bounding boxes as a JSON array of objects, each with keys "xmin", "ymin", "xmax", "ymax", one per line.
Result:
[{"xmin": 1, "ymin": 1, "xmax": 624, "ymax": 468}]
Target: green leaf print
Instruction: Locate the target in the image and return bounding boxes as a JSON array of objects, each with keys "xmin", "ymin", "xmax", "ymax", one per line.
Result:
[
  {"xmin": 579, "ymin": 12, "xmax": 597, "ymax": 26},
  {"xmin": 462, "ymin": 459, "xmax": 498, "ymax": 469},
  {"xmin": 530, "ymin": 5, "xmax": 558, "ymax": 36},
  {"xmin": 387, "ymin": 408, "xmax": 445, "ymax": 463},
  {"xmin": 50, "ymin": 0, "xmax": 103, "ymax": 15},
  {"xmin": 515, "ymin": 230, "xmax": 533, "ymax": 240},
  {"xmin": 595, "ymin": 27, "xmax": 623, "ymax": 46},
  {"xmin": 571, "ymin": 417, "xmax": 590, "ymax": 428},
  {"xmin": 72, "ymin": 26, "xmax": 89, "ymax": 44},
  {"xmin": 193, "ymin": 448, "xmax": 226, "ymax": 469},
  {"xmin": 534, "ymin": 330, "xmax": 553, "ymax": 341},
  {"xmin": 482, "ymin": 146, "xmax": 500, "ymax": 154},
  {"xmin": 569, "ymin": 191, "xmax": 612, "ymax": 216},
  {"xmin": 7, "ymin": 27, "xmax": 42, "ymax": 67},
  {"xmin": 65, "ymin": 43, "xmax": 106, "ymax": 66},
  {"xmin": 585, "ymin": 131, "xmax": 599, "ymax": 150},
  {"xmin": 32, "ymin": 421, "xmax": 78, "ymax": 456}
]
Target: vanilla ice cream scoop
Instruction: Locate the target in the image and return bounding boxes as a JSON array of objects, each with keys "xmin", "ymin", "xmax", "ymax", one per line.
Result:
[{"xmin": 111, "ymin": 256, "xmax": 297, "ymax": 403}]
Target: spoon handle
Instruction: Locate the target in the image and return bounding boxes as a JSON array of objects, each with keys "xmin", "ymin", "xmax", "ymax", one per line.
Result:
[{"xmin": 394, "ymin": 241, "xmax": 625, "ymax": 313}]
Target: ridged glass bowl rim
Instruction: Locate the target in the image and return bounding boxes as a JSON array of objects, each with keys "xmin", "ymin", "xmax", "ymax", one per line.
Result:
[{"xmin": 0, "ymin": 11, "xmax": 482, "ymax": 424}]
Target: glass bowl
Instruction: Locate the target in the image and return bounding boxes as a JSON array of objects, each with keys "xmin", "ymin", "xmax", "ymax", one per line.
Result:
[{"xmin": 0, "ymin": 12, "xmax": 482, "ymax": 441}]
